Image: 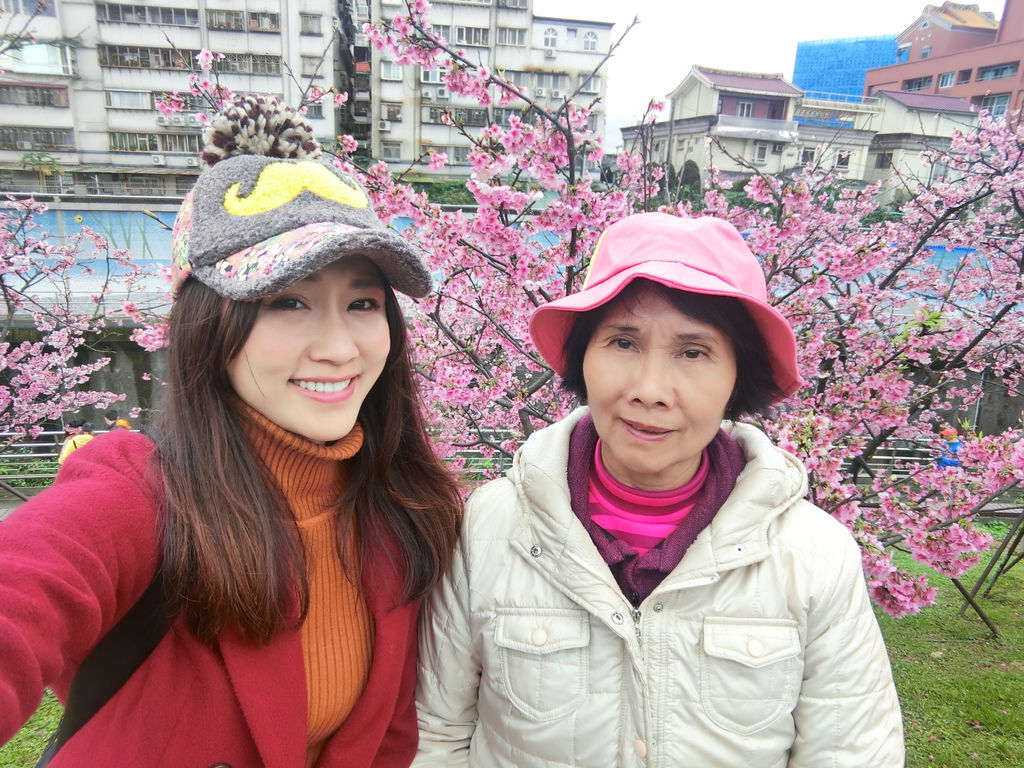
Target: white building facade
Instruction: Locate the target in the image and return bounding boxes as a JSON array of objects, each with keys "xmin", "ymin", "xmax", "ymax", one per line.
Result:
[
  {"xmin": 0, "ymin": 0, "xmax": 342, "ymax": 198},
  {"xmin": 366, "ymin": 0, "xmax": 611, "ymax": 175}
]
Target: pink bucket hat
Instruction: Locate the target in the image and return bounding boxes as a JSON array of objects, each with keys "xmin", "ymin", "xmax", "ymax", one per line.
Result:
[{"xmin": 529, "ymin": 213, "xmax": 804, "ymax": 398}]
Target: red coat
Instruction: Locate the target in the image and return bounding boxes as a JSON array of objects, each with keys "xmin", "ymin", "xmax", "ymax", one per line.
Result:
[{"xmin": 0, "ymin": 431, "xmax": 419, "ymax": 767}]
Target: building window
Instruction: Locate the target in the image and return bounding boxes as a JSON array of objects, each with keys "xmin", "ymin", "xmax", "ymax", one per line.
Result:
[
  {"xmin": 420, "ymin": 68, "xmax": 445, "ymax": 84},
  {"xmin": 98, "ymin": 45, "xmax": 196, "ymax": 70},
  {"xmin": 109, "ymin": 131, "xmax": 160, "ymax": 152},
  {"xmin": 978, "ymin": 93, "xmax": 1010, "ymax": 117},
  {"xmin": 455, "ymin": 26, "xmax": 489, "ymax": 46},
  {"xmin": 579, "ymin": 75, "xmax": 600, "ymax": 94},
  {"xmin": 737, "ymin": 101, "xmax": 753, "ymax": 118},
  {"xmin": 977, "ymin": 62, "xmax": 1018, "ymax": 81},
  {"xmin": 0, "ymin": 83, "xmax": 68, "ymax": 107},
  {"xmin": 957, "ymin": 68, "xmax": 972, "ymax": 84},
  {"xmin": 534, "ymin": 72, "xmax": 569, "ymax": 90},
  {"xmin": 96, "ymin": 4, "xmax": 198, "ymax": 25},
  {"xmin": 379, "ymin": 103, "xmax": 400, "ymax": 121},
  {"xmin": 938, "ymin": 72, "xmax": 954, "ymax": 88},
  {"xmin": 305, "ymin": 103, "xmax": 323, "ymax": 119},
  {"xmin": 206, "ymin": 10, "xmax": 244, "ymax": 31},
  {"xmin": 152, "ymin": 6, "xmax": 198, "ymax": 25},
  {"xmin": 920, "ymin": 45, "xmax": 930, "ymax": 59},
  {"xmin": 0, "ymin": 126, "xmax": 74, "ymax": 151},
  {"xmin": 772, "ymin": 142, "xmax": 784, "ymax": 154},
  {"xmin": 1, "ymin": 0, "xmax": 55, "ymax": 15},
  {"xmin": 543, "ymin": 28, "xmax": 558, "ymax": 48},
  {"xmin": 502, "ymin": 70, "xmax": 530, "ymax": 88},
  {"xmin": 300, "ymin": 13, "xmax": 322, "ymax": 34},
  {"xmin": 497, "ymin": 27, "xmax": 527, "ymax": 46},
  {"xmin": 500, "ymin": 0, "xmax": 527, "ymax": 7},
  {"xmin": 301, "ymin": 57, "xmax": 324, "ymax": 77},
  {"xmin": 160, "ymin": 133, "xmax": 202, "ymax": 153},
  {"xmin": 104, "ymin": 89, "xmax": 150, "ymax": 109},
  {"xmin": 152, "ymin": 91, "xmax": 206, "ymax": 111},
  {"xmin": 902, "ymin": 76, "xmax": 932, "ymax": 91},
  {"xmin": 897, "ymin": 44, "xmax": 910, "ymax": 63},
  {"xmin": 800, "ymin": 147, "xmax": 815, "ymax": 165},
  {"xmin": 452, "ymin": 145, "xmax": 471, "ymax": 164},
  {"xmin": 835, "ymin": 151, "xmax": 851, "ymax": 170},
  {"xmin": 95, "ymin": 4, "xmax": 148, "ymax": 23},
  {"xmin": 582, "ymin": 31, "xmax": 598, "ymax": 52},
  {"xmin": 381, "ymin": 141, "xmax": 401, "ymax": 161},
  {"xmin": 216, "ymin": 53, "xmax": 281, "ymax": 74},
  {"xmin": 249, "ymin": 12, "xmax": 280, "ymax": 32},
  {"xmin": 874, "ymin": 152, "xmax": 893, "ymax": 169},
  {"xmin": 381, "ymin": 61, "xmax": 404, "ymax": 81},
  {"xmin": 752, "ymin": 142, "xmax": 768, "ymax": 163},
  {"xmin": 1, "ymin": 41, "xmax": 75, "ymax": 76}
]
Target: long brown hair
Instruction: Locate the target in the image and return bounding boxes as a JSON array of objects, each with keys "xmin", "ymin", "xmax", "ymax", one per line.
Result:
[{"xmin": 154, "ymin": 277, "xmax": 462, "ymax": 645}]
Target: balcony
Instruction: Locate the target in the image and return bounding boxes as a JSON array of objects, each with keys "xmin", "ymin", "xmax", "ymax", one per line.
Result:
[{"xmin": 712, "ymin": 115, "xmax": 799, "ymax": 143}]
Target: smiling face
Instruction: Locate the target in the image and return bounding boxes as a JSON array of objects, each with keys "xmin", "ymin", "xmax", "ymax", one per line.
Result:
[
  {"xmin": 582, "ymin": 285, "xmax": 738, "ymax": 491},
  {"xmin": 227, "ymin": 256, "xmax": 391, "ymax": 443}
]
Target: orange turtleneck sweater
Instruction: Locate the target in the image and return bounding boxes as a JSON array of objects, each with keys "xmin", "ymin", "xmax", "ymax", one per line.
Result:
[{"xmin": 240, "ymin": 404, "xmax": 374, "ymax": 768}]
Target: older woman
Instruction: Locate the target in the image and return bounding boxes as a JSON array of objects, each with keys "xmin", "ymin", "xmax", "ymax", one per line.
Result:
[{"xmin": 414, "ymin": 213, "xmax": 904, "ymax": 767}]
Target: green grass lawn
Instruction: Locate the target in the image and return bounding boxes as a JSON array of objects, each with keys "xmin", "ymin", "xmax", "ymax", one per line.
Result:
[
  {"xmin": 878, "ymin": 523, "xmax": 1024, "ymax": 767},
  {"xmin": 2, "ymin": 528, "xmax": 1022, "ymax": 766}
]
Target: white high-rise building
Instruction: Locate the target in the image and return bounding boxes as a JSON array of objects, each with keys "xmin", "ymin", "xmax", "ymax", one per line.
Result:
[
  {"xmin": 358, "ymin": 0, "xmax": 612, "ymax": 175},
  {"xmin": 0, "ymin": 0, "xmax": 611, "ymax": 197},
  {"xmin": 0, "ymin": 0, "xmax": 344, "ymax": 198}
]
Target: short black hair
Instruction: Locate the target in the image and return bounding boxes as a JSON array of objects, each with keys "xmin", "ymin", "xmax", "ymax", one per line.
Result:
[
  {"xmin": 104, "ymin": 408, "xmax": 119, "ymax": 420},
  {"xmin": 66, "ymin": 417, "xmax": 86, "ymax": 430},
  {"xmin": 559, "ymin": 278, "xmax": 783, "ymax": 419}
]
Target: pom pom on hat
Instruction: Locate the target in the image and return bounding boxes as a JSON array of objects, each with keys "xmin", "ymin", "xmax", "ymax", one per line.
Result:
[
  {"xmin": 171, "ymin": 95, "xmax": 432, "ymax": 300},
  {"xmin": 201, "ymin": 94, "xmax": 322, "ymax": 169}
]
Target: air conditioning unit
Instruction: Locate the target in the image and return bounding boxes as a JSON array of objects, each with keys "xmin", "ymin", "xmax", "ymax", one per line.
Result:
[
  {"xmin": 534, "ymin": 87, "xmax": 546, "ymax": 97},
  {"xmin": 185, "ymin": 157, "xmax": 200, "ymax": 167},
  {"xmin": 544, "ymin": 48, "xmax": 555, "ymax": 58},
  {"xmin": 421, "ymin": 87, "xmax": 433, "ymax": 99},
  {"xmin": 16, "ymin": 140, "xmax": 33, "ymax": 150},
  {"xmin": 377, "ymin": 120, "xmax": 391, "ymax": 131},
  {"xmin": 155, "ymin": 115, "xmax": 169, "ymax": 126},
  {"xmin": 436, "ymin": 87, "xmax": 449, "ymax": 100},
  {"xmin": 550, "ymin": 90, "xmax": 561, "ymax": 99},
  {"xmin": 150, "ymin": 154, "xmax": 166, "ymax": 166},
  {"xmin": 171, "ymin": 115, "xmax": 185, "ymax": 126}
]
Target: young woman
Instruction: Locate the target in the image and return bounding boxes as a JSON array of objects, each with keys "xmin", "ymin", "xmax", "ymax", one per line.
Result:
[
  {"xmin": 0, "ymin": 96, "xmax": 462, "ymax": 768},
  {"xmin": 414, "ymin": 213, "xmax": 904, "ymax": 767}
]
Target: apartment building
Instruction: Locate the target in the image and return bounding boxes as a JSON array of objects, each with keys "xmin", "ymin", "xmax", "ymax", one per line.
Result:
[
  {"xmin": 864, "ymin": 0, "xmax": 1024, "ymax": 119},
  {"xmin": 358, "ymin": 0, "xmax": 612, "ymax": 175},
  {"xmin": 622, "ymin": 65, "xmax": 977, "ymax": 204},
  {"xmin": 0, "ymin": 0, "xmax": 345, "ymax": 198}
]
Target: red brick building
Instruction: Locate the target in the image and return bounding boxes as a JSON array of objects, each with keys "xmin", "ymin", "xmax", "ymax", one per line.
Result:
[{"xmin": 864, "ymin": 0, "xmax": 1024, "ymax": 118}]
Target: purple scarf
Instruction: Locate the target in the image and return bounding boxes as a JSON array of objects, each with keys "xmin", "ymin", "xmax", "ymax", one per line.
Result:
[{"xmin": 567, "ymin": 413, "xmax": 746, "ymax": 606}]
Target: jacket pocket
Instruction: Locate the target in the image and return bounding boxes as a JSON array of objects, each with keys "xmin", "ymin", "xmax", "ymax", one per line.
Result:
[
  {"xmin": 494, "ymin": 607, "xmax": 590, "ymax": 721},
  {"xmin": 699, "ymin": 616, "xmax": 802, "ymax": 735}
]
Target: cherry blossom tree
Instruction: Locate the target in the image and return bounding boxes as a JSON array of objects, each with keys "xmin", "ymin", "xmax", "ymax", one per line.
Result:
[
  {"xmin": 148, "ymin": 0, "xmax": 1024, "ymax": 616},
  {"xmin": 0, "ymin": 198, "xmax": 156, "ymax": 456},
  {"xmin": 358, "ymin": 3, "xmax": 1024, "ymax": 616}
]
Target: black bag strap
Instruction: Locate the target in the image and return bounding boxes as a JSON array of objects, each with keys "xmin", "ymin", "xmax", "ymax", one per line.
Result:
[{"xmin": 35, "ymin": 571, "xmax": 170, "ymax": 767}]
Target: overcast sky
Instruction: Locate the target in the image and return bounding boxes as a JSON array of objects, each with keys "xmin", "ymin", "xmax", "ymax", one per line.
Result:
[{"xmin": 535, "ymin": 0, "xmax": 1006, "ymax": 149}]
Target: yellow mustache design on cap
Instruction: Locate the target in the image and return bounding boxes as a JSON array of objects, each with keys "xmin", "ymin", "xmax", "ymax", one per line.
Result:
[{"xmin": 222, "ymin": 161, "xmax": 369, "ymax": 216}]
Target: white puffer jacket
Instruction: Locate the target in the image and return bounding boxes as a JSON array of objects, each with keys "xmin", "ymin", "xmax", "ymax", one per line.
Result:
[{"xmin": 415, "ymin": 409, "xmax": 904, "ymax": 768}]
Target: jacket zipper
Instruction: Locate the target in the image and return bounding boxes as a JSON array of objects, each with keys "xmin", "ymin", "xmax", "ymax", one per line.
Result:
[{"xmin": 632, "ymin": 607, "xmax": 643, "ymax": 655}]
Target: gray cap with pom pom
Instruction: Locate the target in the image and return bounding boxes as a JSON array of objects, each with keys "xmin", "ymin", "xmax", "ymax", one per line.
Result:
[{"xmin": 170, "ymin": 95, "xmax": 431, "ymax": 300}]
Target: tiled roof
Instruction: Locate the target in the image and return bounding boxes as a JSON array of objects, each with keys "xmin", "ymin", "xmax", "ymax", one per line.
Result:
[
  {"xmin": 878, "ymin": 89, "xmax": 977, "ymax": 113},
  {"xmin": 930, "ymin": 1, "xmax": 998, "ymax": 31},
  {"xmin": 694, "ymin": 66, "xmax": 804, "ymax": 96}
]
